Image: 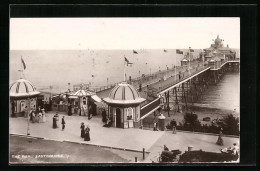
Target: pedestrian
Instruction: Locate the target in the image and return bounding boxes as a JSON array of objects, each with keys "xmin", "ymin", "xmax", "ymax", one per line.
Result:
[
  {"xmin": 55, "ymin": 113, "xmax": 60, "ymax": 128},
  {"xmin": 32, "ymin": 112, "xmax": 36, "ymax": 123},
  {"xmin": 84, "ymin": 126, "xmax": 90, "ymax": 141},
  {"xmin": 11, "ymin": 100, "xmax": 15, "ymax": 117},
  {"xmin": 153, "ymin": 121, "xmax": 157, "ymax": 131},
  {"xmin": 68, "ymin": 103, "xmax": 72, "ymax": 116},
  {"xmin": 231, "ymin": 143, "xmax": 239, "ymax": 155},
  {"xmin": 88, "ymin": 105, "xmax": 93, "ymax": 120},
  {"xmin": 216, "ymin": 128, "xmax": 224, "ymax": 146},
  {"xmin": 102, "ymin": 108, "xmax": 107, "ymax": 123},
  {"xmin": 172, "ymin": 119, "xmax": 177, "ymax": 134},
  {"xmin": 37, "ymin": 106, "xmax": 42, "ymax": 113},
  {"xmin": 42, "ymin": 109, "xmax": 46, "ymax": 122},
  {"xmin": 156, "ymin": 121, "xmax": 159, "ymax": 131},
  {"xmin": 29, "ymin": 110, "xmax": 33, "ymax": 121},
  {"xmin": 52, "ymin": 115, "xmax": 57, "ymax": 128},
  {"xmin": 80, "ymin": 122, "xmax": 85, "ymax": 138},
  {"xmin": 38, "ymin": 111, "xmax": 43, "ymax": 123},
  {"xmin": 61, "ymin": 116, "xmax": 65, "ymax": 130}
]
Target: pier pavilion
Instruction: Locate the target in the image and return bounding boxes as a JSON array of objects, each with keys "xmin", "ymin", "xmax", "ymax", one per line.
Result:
[
  {"xmin": 203, "ymin": 35, "xmax": 236, "ymax": 61},
  {"xmin": 9, "ymin": 78, "xmax": 40, "ymax": 117},
  {"xmin": 103, "ymin": 82, "xmax": 146, "ymax": 129}
]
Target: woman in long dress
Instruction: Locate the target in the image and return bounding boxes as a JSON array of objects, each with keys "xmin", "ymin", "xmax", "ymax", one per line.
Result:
[
  {"xmin": 38, "ymin": 112, "xmax": 43, "ymax": 123},
  {"xmin": 53, "ymin": 116, "xmax": 57, "ymax": 128},
  {"xmin": 56, "ymin": 114, "xmax": 60, "ymax": 128},
  {"xmin": 42, "ymin": 109, "xmax": 46, "ymax": 122},
  {"xmin": 216, "ymin": 128, "xmax": 224, "ymax": 146},
  {"xmin": 84, "ymin": 126, "xmax": 90, "ymax": 141},
  {"xmin": 32, "ymin": 112, "xmax": 36, "ymax": 123},
  {"xmin": 80, "ymin": 122, "xmax": 85, "ymax": 138}
]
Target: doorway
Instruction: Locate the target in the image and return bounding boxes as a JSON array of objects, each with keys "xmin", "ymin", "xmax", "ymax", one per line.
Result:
[{"xmin": 116, "ymin": 108, "xmax": 121, "ymax": 128}]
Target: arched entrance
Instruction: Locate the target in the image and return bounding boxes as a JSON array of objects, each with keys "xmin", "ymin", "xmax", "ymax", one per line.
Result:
[{"xmin": 116, "ymin": 108, "xmax": 121, "ymax": 128}]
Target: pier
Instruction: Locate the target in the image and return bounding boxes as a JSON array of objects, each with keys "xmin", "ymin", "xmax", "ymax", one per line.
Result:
[{"xmin": 95, "ymin": 58, "xmax": 239, "ymax": 126}]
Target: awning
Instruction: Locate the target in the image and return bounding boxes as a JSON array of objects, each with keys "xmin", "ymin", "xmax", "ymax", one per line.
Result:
[{"xmin": 91, "ymin": 95, "xmax": 102, "ymax": 103}]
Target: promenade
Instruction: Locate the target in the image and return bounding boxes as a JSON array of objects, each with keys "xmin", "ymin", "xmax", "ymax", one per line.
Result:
[{"xmin": 10, "ymin": 111, "xmax": 239, "ymax": 163}]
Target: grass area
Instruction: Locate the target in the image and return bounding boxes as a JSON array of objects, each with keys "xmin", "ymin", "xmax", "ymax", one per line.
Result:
[{"xmin": 9, "ymin": 135, "xmax": 134, "ymax": 164}]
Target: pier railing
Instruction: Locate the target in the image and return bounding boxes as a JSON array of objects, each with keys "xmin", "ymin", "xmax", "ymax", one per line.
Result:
[
  {"xmin": 93, "ymin": 61, "xmax": 201, "ymax": 93},
  {"xmin": 140, "ymin": 98, "xmax": 161, "ymax": 118}
]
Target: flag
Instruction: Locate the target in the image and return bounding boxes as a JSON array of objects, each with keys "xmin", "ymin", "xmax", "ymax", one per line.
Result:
[
  {"xmin": 176, "ymin": 49, "xmax": 183, "ymax": 54},
  {"xmin": 133, "ymin": 50, "xmax": 138, "ymax": 54},
  {"xmin": 21, "ymin": 57, "xmax": 26, "ymax": 70},
  {"xmin": 125, "ymin": 57, "xmax": 133, "ymax": 66}
]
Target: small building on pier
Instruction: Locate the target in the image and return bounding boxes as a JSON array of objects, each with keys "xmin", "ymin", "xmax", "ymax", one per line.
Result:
[
  {"xmin": 103, "ymin": 82, "xmax": 146, "ymax": 129},
  {"xmin": 51, "ymin": 88, "xmax": 102, "ymax": 116},
  {"xmin": 208, "ymin": 57, "xmax": 221, "ymax": 69}
]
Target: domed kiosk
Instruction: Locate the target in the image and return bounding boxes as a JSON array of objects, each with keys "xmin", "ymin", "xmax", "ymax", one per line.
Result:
[
  {"xmin": 9, "ymin": 79, "xmax": 40, "ymax": 117},
  {"xmin": 103, "ymin": 82, "xmax": 146, "ymax": 128}
]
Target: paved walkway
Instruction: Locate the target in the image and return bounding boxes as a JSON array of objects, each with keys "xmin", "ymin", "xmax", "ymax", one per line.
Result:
[
  {"xmin": 9, "ymin": 112, "xmax": 164, "ymax": 153},
  {"xmin": 9, "ymin": 112, "xmax": 239, "ymax": 163}
]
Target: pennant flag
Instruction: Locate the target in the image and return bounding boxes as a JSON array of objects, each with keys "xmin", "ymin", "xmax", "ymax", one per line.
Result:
[
  {"xmin": 133, "ymin": 50, "xmax": 138, "ymax": 54},
  {"xmin": 125, "ymin": 57, "xmax": 133, "ymax": 66},
  {"xmin": 21, "ymin": 57, "xmax": 26, "ymax": 70},
  {"xmin": 176, "ymin": 49, "xmax": 183, "ymax": 54},
  {"xmin": 164, "ymin": 49, "xmax": 167, "ymax": 52}
]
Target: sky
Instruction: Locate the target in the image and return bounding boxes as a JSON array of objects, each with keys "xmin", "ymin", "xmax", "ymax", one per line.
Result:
[{"xmin": 10, "ymin": 18, "xmax": 240, "ymax": 50}]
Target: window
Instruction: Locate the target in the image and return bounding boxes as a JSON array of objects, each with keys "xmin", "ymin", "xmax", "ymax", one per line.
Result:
[{"xmin": 127, "ymin": 107, "xmax": 133, "ymax": 120}]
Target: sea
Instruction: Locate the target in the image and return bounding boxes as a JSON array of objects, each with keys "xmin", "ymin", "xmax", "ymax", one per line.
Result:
[{"xmin": 10, "ymin": 49, "xmax": 240, "ymax": 113}]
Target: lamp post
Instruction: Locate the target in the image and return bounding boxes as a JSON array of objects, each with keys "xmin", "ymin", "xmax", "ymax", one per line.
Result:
[{"xmin": 26, "ymin": 97, "xmax": 30, "ymax": 136}]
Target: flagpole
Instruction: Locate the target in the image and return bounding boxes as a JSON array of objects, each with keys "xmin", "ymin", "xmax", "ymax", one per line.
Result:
[
  {"xmin": 20, "ymin": 56, "xmax": 24, "ymax": 79},
  {"xmin": 189, "ymin": 47, "xmax": 191, "ymax": 75},
  {"xmin": 124, "ymin": 57, "xmax": 126, "ymax": 82},
  {"xmin": 175, "ymin": 53, "xmax": 177, "ymax": 82},
  {"xmin": 202, "ymin": 49, "xmax": 204, "ymax": 67}
]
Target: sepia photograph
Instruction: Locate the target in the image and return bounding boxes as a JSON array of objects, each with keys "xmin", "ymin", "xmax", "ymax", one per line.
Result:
[{"xmin": 9, "ymin": 17, "xmax": 240, "ymax": 164}]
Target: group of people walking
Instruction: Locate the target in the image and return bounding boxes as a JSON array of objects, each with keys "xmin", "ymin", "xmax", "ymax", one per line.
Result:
[
  {"xmin": 80, "ymin": 122, "xmax": 90, "ymax": 141},
  {"xmin": 29, "ymin": 106, "xmax": 46, "ymax": 123},
  {"xmin": 53, "ymin": 112, "xmax": 66, "ymax": 130}
]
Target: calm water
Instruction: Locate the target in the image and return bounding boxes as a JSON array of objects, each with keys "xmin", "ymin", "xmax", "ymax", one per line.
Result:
[
  {"xmin": 10, "ymin": 49, "xmax": 200, "ymax": 91},
  {"xmin": 197, "ymin": 72, "xmax": 240, "ymax": 113}
]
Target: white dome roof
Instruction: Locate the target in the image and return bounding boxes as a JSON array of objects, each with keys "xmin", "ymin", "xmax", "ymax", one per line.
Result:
[
  {"xmin": 103, "ymin": 82, "xmax": 146, "ymax": 105},
  {"xmin": 10, "ymin": 79, "xmax": 40, "ymax": 98}
]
